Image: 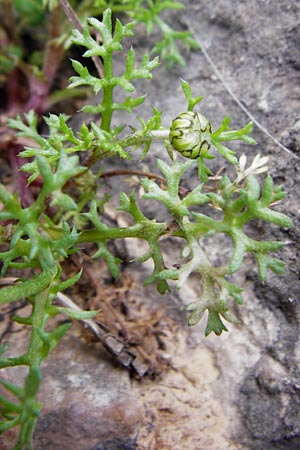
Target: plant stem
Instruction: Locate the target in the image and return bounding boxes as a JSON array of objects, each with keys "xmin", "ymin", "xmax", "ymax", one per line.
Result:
[
  {"xmin": 101, "ymin": 169, "xmax": 166, "ymax": 184},
  {"xmin": 0, "ymin": 267, "xmax": 56, "ymax": 306},
  {"xmin": 101, "ymin": 54, "xmax": 114, "ymax": 131},
  {"xmin": 78, "ymin": 221, "xmax": 167, "ymax": 243},
  {"xmin": 27, "ymin": 289, "xmax": 49, "ymax": 365},
  {"xmin": 149, "ymin": 130, "xmax": 170, "ymax": 140},
  {"xmin": 58, "ymin": 0, "xmax": 104, "ymax": 78},
  {"xmin": 118, "ymin": 128, "xmax": 169, "ymax": 149}
]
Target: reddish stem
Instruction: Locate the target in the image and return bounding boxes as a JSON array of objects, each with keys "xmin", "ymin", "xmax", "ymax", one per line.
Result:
[
  {"xmin": 6, "ymin": 69, "xmax": 27, "ymax": 115},
  {"xmin": 4, "ymin": 6, "xmax": 66, "ymax": 205},
  {"xmin": 9, "ymin": 144, "xmax": 35, "ymax": 207}
]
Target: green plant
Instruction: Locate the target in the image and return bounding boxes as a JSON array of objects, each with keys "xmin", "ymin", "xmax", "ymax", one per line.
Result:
[
  {"xmin": 0, "ymin": 0, "xmax": 197, "ymax": 108},
  {"xmin": 0, "ymin": 6, "xmax": 292, "ymax": 449}
]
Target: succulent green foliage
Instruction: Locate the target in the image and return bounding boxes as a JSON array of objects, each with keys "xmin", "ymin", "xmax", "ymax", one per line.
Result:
[
  {"xmin": 0, "ymin": 263, "xmax": 96, "ymax": 447},
  {"xmin": 0, "ymin": 105, "xmax": 97, "ymax": 450},
  {"xmin": 212, "ymin": 116, "xmax": 256, "ymax": 165},
  {"xmin": 8, "ymin": 112, "xmax": 89, "ymax": 182},
  {"xmin": 69, "ymin": 9, "xmax": 159, "ymax": 131},
  {"xmin": 79, "ymin": 195, "xmax": 169, "ymax": 293},
  {"xmin": 126, "ymin": 0, "xmax": 200, "ymax": 67},
  {"xmin": 140, "ymin": 157, "xmax": 292, "ymax": 335},
  {"xmin": 180, "ymin": 79, "xmax": 203, "ymax": 111},
  {"xmin": 126, "ymin": 0, "xmax": 183, "ymax": 32},
  {"xmin": 0, "ymin": 367, "xmax": 43, "ymax": 447},
  {"xmin": 117, "ymin": 191, "xmax": 170, "ymax": 294},
  {"xmin": 8, "ymin": 110, "xmax": 131, "ymax": 181},
  {"xmin": 119, "ymin": 107, "xmax": 163, "ymax": 158},
  {"xmin": 0, "ymin": 7, "xmax": 293, "ymax": 446},
  {"xmin": 0, "ymin": 147, "xmax": 83, "ymax": 270},
  {"xmin": 193, "ymin": 174, "xmax": 292, "ymax": 275},
  {"xmin": 5, "ymin": 28, "xmax": 291, "ymax": 340},
  {"xmin": 0, "ymin": 286, "xmax": 72, "ymax": 448},
  {"xmin": 50, "ymin": 0, "xmax": 196, "ymax": 68}
]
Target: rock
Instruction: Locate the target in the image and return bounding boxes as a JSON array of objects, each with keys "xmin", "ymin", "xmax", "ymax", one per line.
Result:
[
  {"xmin": 33, "ymin": 335, "xmax": 141, "ymax": 450},
  {"xmin": 0, "ymin": 324, "xmax": 141, "ymax": 450}
]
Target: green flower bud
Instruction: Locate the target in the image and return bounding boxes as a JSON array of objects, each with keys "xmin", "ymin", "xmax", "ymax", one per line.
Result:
[{"xmin": 169, "ymin": 111, "xmax": 212, "ymax": 159}]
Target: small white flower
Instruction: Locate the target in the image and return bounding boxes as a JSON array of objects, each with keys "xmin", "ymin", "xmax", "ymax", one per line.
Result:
[{"xmin": 236, "ymin": 153, "xmax": 269, "ymax": 183}]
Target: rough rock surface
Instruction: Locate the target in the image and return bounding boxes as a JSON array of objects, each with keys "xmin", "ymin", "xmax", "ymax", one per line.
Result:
[
  {"xmin": 34, "ymin": 335, "xmax": 141, "ymax": 450},
  {"xmin": 179, "ymin": 1, "xmax": 300, "ymax": 449},
  {"xmin": 1, "ymin": 1, "xmax": 300, "ymax": 449}
]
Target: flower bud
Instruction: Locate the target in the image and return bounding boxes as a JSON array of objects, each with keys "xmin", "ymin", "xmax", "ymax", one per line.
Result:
[{"xmin": 169, "ymin": 111, "xmax": 212, "ymax": 159}]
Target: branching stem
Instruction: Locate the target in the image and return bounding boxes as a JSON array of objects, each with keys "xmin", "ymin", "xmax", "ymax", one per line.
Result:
[{"xmin": 58, "ymin": 0, "xmax": 104, "ymax": 78}]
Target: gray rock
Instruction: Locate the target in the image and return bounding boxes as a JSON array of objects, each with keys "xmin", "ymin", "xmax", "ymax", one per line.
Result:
[{"xmin": 33, "ymin": 335, "xmax": 141, "ymax": 450}]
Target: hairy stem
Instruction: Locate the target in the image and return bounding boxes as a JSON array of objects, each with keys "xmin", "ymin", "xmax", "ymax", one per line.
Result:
[
  {"xmin": 78, "ymin": 222, "xmax": 167, "ymax": 243},
  {"xmin": 101, "ymin": 55, "xmax": 114, "ymax": 131}
]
